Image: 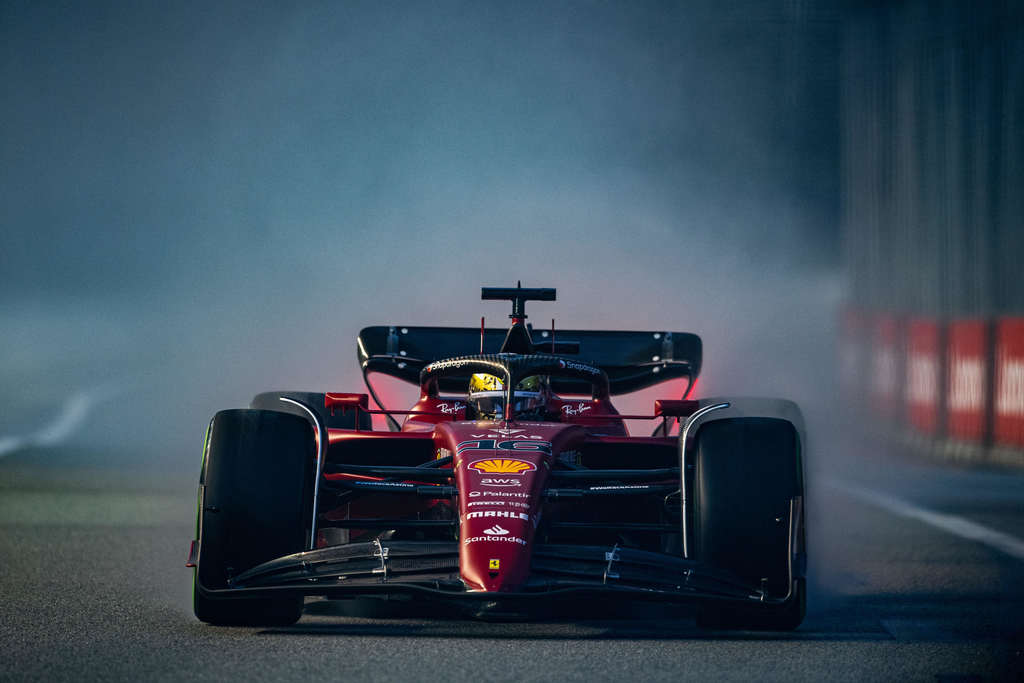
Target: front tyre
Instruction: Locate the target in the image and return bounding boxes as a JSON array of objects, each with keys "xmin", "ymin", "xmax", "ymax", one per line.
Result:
[
  {"xmin": 696, "ymin": 579, "xmax": 806, "ymax": 631},
  {"xmin": 193, "ymin": 409, "xmax": 314, "ymax": 626},
  {"xmin": 692, "ymin": 417, "xmax": 805, "ymax": 631}
]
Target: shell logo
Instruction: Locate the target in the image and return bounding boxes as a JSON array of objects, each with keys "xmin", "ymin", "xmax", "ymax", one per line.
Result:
[{"xmin": 468, "ymin": 458, "xmax": 536, "ymax": 475}]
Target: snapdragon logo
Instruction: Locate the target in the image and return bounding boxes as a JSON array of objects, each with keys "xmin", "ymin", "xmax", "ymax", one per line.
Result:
[
  {"xmin": 558, "ymin": 359, "xmax": 600, "ymax": 374},
  {"xmin": 426, "ymin": 359, "xmax": 474, "ymax": 371}
]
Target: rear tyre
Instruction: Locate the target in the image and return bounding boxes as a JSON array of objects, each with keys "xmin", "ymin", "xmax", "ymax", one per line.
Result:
[
  {"xmin": 251, "ymin": 391, "xmax": 371, "ymax": 430},
  {"xmin": 692, "ymin": 418, "xmax": 805, "ymax": 630},
  {"xmin": 193, "ymin": 409, "xmax": 314, "ymax": 626}
]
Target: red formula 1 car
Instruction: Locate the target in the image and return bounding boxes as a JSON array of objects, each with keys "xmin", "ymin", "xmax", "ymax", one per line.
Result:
[{"xmin": 189, "ymin": 286, "xmax": 807, "ymax": 629}]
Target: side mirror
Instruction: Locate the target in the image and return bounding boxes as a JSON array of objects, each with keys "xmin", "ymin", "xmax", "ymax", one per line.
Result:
[
  {"xmin": 654, "ymin": 399, "xmax": 699, "ymax": 418},
  {"xmin": 325, "ymin": 393, "xmax": 369, "ymax": 412}
]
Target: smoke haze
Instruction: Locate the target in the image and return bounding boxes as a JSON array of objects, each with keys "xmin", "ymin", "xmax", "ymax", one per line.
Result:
[{"xmin": 1, "ymin": 1, "xmax": 840, "ymax": 468}]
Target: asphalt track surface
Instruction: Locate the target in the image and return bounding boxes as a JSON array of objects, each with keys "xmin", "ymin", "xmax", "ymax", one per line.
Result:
[{"xmin": 2, "ymin": 406, "xmax": 1024, "ymax": 682}]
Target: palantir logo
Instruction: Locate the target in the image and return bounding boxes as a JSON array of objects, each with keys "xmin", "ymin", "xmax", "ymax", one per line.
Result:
[{"xmin": 483, "ymin": 524, "xmax": 509, "ymax": 535}]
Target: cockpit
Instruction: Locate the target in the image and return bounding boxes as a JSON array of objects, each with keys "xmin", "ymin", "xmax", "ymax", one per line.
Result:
[{"xmin": 466, "ymin": 373, "xmax": 553, "ymax": 421}]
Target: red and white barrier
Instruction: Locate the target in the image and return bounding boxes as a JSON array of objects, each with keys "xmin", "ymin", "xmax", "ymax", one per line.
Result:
[
  {"xmin": 994, "ymin": 318, "xmax": 1024, "ymax": 449},
  {"xmin": 905, "ymin": 319, "xmax": 941, "ymax": 435},
  {"xmin": 839, "ymin": 308, "xmax": 1024, "ymax": 465},
  {"xmin": 946, "ymin": 320, "xmax": 988, "ymax": 443}
]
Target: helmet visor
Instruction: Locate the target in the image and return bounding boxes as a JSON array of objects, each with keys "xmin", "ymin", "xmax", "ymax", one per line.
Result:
[{"xmin": 467, "ymin": 390, "xmax": 544, "ymax": 419}]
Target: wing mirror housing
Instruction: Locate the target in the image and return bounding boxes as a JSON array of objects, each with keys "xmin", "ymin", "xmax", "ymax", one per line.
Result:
[
  {"xmin": 654, "ymin": 399, "xmax": 699, "ymax": 418},
  {"xmin": 325, "ymin": 393, "xmax": 369, "ymax": 412}
]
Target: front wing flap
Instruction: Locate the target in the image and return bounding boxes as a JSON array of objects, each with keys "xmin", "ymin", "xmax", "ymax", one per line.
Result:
[{"xmin": 196, "ymin": 540, "xmax": 780, "ymax": 606}]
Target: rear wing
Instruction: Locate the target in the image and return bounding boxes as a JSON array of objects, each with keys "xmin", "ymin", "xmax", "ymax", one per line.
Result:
[{"xmin": 357, "ymin": 326, "xmax": 701, "ymax": 395}]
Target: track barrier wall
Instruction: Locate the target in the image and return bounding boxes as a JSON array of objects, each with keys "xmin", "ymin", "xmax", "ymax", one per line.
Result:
[
  {"xmin": 994, "ymin": 318, "xmax": 1024, "ymax": 451},
  {"xmin": 838, "ymin": 2, "xmax": 1023, "ymax": 467},
  {"xmin": 841, "ymin": 309, "xmax": 1024, "ymax": 468},
  {"xmin": 870, "ymin": 315, "xmax": 903, "ymax": 422},
  {"xmin": 946, "ymin": 320, "xmax": 988, "ymax": 444},
  {"xmin": 905, "ymin": 319, "xmax": 941, "ymax": 436}
]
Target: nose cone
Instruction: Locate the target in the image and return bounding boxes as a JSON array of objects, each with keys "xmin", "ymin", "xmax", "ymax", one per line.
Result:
[
  {"xmin": 437, "ymin": 420, "xmax": 585, "ymax": 593},
  {"xmin": 455, "ymin": 447, "xmax": 549, "ymax": 592}
]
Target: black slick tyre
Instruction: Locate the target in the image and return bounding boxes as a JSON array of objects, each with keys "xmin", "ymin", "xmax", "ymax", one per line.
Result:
[
  {"xmin": 193, "ymin": 409, "xmax": 314, "ymax": 626},
  {"xmin": 692, "ymin": 417, "xmax": 805, "ymax": 631}
]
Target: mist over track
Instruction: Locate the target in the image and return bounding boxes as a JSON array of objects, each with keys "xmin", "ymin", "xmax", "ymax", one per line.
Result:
[{"xmin": 2, "ymin": 1, "xmax": 1021, "ymax": 679}]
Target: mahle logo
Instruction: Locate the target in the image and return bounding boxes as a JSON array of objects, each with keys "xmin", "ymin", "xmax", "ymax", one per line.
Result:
[
  {"xmin": 468, "ymin": 458, "xmax": 536, "ymax": 475},
  {"xmin": 466, "ymin": 510, "xmax": 530, "ymax": 521}
]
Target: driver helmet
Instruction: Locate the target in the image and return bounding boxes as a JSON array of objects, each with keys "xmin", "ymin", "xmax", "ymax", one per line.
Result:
[{"xmin": 468, "ymin": 373, "xmax": 551, "ymax": 420}]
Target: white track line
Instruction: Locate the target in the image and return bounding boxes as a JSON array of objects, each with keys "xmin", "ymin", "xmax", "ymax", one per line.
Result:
[
  {"xmin": 828, "ymin": 479, "xmax": 1024, "ymax": 562},
  {"xmin": 0, "ymin": 382, "xmax": 125, "ymax": 458}
]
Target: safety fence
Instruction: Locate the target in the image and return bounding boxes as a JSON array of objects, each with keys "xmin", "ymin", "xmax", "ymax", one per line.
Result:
[{"xmin": 839, "ymin": 309, "xmax": 1024, "ymax": 467}]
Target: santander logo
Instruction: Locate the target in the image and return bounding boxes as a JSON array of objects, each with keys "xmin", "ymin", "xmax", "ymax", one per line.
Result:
[{"xmin": 483, "ymin": 524, "xmax": 509, "ymax": 535}]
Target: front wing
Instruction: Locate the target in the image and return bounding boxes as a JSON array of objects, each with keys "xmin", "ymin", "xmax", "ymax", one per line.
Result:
[{"xmin": 196, "ymin": 502, "xmax": 802, "ymax": 609}]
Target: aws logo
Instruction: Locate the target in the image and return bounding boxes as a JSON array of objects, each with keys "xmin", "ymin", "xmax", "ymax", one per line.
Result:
[
  {"xmin": 480, "ymin": 478, "xmax": 521, "ymax": 487},
  {"xmin": 468, "ymin": 458, "xmax": 537, "ymax": 475}
]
